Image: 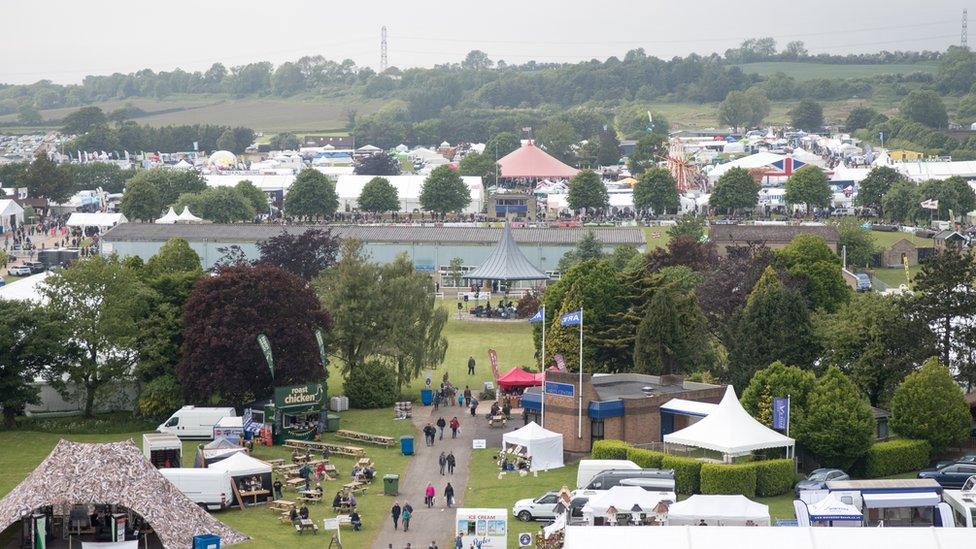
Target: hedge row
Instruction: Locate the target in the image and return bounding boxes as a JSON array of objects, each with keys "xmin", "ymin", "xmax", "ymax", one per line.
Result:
[
  {"xmin": 626, "ymin": 447, "xmax": 666, "ymax": 468},
  {"xmin": 701, "ymin": 463, "xmax": 758, "ymax": 498},
  {"xmin": 860, "ymin": 439, "xmax": 931, "ymax": 478},
  {"xmin": 588, "ymin": 443, "xmax": 795, "ymax": 497},
  {"xmin": 591, "ymin": 439, "xmax": 631, "ymax": 460}
]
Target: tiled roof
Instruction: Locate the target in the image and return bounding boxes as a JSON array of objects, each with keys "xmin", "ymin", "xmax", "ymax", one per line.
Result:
[{"xmin": 102, "ymin": 223, "xmax": 646, "ymax": 246}]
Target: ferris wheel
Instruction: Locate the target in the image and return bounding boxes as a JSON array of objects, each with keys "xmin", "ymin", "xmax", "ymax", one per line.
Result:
[{"xmin": 666, "ymin": 140, "xmax": 701, "ymax": 193}]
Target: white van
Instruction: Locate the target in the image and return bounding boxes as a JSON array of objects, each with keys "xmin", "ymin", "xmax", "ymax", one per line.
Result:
[
  {"xmin": 159, "ymin": 468, "xmax": 232, "ymax": 511},
  {"xmin": 158, "ymin": 406, "xmax": 236, "ymax": 439},
  {"xmin": 576, "ymin": 459, "xmax": 640, "ymax": 489}
]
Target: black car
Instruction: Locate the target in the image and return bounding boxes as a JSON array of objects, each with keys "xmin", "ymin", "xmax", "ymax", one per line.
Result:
[
  {"xmin": 25, "ymin": 261, "xmax": 45, "ymax": 274},
  {"xmin": 917, "ymin": 463, "xmax": 976, "ymax": 488},
  {"xmin": 794, "ymin": 468, "xmax": 849, "ymax": 496},
  {"xmin": 935, "ymin": 452, "xmax": 976, "ymax": 470}
]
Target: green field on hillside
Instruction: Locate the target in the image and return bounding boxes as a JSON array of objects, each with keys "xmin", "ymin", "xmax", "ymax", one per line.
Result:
[
  {"xmin": 0, "ymin": 94, "xmax": 388, "ymax": 133},
  {"xmin": 733, "ymin": 61, "xmax": 938, "ymax": 80}
]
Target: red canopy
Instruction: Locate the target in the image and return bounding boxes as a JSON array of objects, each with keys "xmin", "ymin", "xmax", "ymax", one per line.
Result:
[
  {"xmin": 496, "ymin": 367, "xmax": 544, "ymax": 390},
  {"xmin": 496, "ymin": 142, "xmax": 580, "ymax": 179}
]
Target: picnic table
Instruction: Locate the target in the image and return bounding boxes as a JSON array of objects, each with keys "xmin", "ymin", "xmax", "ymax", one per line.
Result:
[
  {"xmin": 488, "ymin": 415, "xmax": 507, "ymax": 428},
  {"xmin": 336, "ymin": 429, "xmax": 396, "ymax": 446},
  {"xmin": 322, "ymin": 464, "xmax": 339, "ymax": 479},
  {"xmin": 286, "ymin": 477, "xmax": 307, "ymax": 489},
  {"xmin": 239, "ymin": 489, "xmax": 270, "ymax": 506},
  {"xmin": 333, "ymin": 502, "xmax": 355, "ymax": 514},
  {"xmin": 269, "ymin": 500, "xmax": 295, "ymax": 513},
  {"xmin": 295, "ymin": 518, "xmax": 317, "ymax": 535},
  {"xmin": 284, "ymin": 439, "xmax": 366, "ymax": 457},
  {"xmin": 356, "ymin": 458, "xmax": 374, "ymax": 469},
  {"xmin": 335, "ymin": 514, "xmax": 354, "ymax": 529},
  {"xmin": 299, "ymin": 490, "xmax": 323, "ymax": 504},
  {"xmin": 275, "ymin": 464, "xmax": 300, "ymax": 476},
  {"xmin": 343, "ymin": 481, "xmax": 367, "ymax": 494},
  {"xmin": 267, "ymin": 458, "xmax": 285, "ymax": 467}
]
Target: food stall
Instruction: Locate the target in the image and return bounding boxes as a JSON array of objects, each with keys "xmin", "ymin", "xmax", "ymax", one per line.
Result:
[
  {"xmin": 253, "ymin": 383, "xmax": 327, "ymax": 445},
  {"xmin": 455, "ymin": 508, "xmax": 507, "ymax": 549}
]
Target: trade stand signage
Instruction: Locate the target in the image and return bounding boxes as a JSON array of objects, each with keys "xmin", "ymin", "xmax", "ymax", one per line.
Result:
[
  {"xmin": 545, "ymin": 381, "xmax": 575, "ymax": 398},
  {"xmin": 274, "ymin": 383, "xmax": 325, "ymax": 412}
]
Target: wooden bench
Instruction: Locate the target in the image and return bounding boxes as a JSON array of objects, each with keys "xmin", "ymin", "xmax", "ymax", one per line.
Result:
[
  {"xmin": 286, "ymin": 478, "xmax": 307, "ymax": 489},
  {"xmin": 488, "ymin": 415, "xmax": 507, "ymax": 428},
  {"xmin": 269, "ymin": 500, "xmax": 295, "ymax": 513},
  {"xmin": 336, "ymin": 429, "xmax": 396, "ymax": 447},
  {"xmin": 284, "ymin": 439, "xmax": 367, "ymax": 457},
  {"xmin": 343, "ymin": 481, "xmax": 367, "ymax": 495},
  {"xmin": 267, "ymin": 458, "xmax": 285, "ymax": 467},
  {"xmin": 295, "ymin": 519, "xmax": 318, "ymax": 535}
]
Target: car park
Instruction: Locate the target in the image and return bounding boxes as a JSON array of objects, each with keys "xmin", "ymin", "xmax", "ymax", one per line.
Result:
[
  {"xmin": 795, "ymin": 468, "xmax": 849, "ymax": 496},
  {"xmin": 7, "ymin": 265, "xmax": 31, "ymax": 276},
  {"xmin": 917, "ymin": 463, "xmax": 976, "ymax": 488}
]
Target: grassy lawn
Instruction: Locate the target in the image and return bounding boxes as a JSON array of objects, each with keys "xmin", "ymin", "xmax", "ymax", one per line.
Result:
[
  {"xmin": 869, "ymin": 230, "xmax": 931, "ymax": 249},
  {"xmin": 869, "ymin": 266, "xmax": 919, "ymax": 289},
  {"xmin": 642, "ymin": 227, "xmax": 672, "ymax": 250},
  {"xmin": 0, "ymin": 409, "xmax": 414, "ymax": 549}
]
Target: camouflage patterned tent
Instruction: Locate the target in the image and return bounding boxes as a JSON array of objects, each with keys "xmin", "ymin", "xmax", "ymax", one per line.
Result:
[{"xmin": 0, "ymin": 439, "xmax": 248, "ymax": 548}]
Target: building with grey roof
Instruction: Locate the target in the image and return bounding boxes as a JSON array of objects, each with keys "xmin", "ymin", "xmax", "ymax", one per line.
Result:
[
  {"xmin": 708, "ymin": 224, "xmax": 839, "ymax": 256},
  {"xmin": 100, "ymin": 223, "xmax": 645, "ymax": 277}
]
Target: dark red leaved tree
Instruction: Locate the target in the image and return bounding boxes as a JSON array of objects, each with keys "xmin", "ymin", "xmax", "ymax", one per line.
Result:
[{"xmin": 177, "ymin": 263, "xmax": 332, "ymax": 407}]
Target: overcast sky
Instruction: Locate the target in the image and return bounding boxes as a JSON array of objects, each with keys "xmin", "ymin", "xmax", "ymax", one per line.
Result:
[{"xmin": 0, "ymin": 0, "xmax": 970, "ymax": 85}]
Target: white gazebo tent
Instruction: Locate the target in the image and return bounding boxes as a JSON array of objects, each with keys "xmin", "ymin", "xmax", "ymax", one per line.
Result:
[
  {"xmin": 663, "ymin": 386, "xmax": 795, "ymax": 461},
  {"xmin": 208, "ymin": 452, "xmax": 273, "ymax": 506},
  {"xmin": 501, "ymin": 421, "xmax": 564, "ymax": 471},
  {"xmin": 155, "ymin": 207, "xmax": 179, "ymax": 224},
  {"xmin": 799, "ymin": 492, "xmax": 863, "ymax": 526},
  {"xmin": 66, "ymin": 212, "xmax": 127, "ymax": 229},
  {"xmin": 581, "ymin": 486, "xmax": 674, "ymax": 525},
  {"xmin": 666, "ymin": 494, "xmax": 770, "ymax": 526},
  {"xmin": 175, "ymin": 207, "xmax": 203, "ymax": 223}
]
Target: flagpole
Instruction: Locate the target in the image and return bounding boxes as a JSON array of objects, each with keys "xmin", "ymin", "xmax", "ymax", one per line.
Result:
[
  {"xmin": 578, "ymin": 307, "xmax": 583, "ymax": 439},
  {"xmin": 541, "ymin": 307, "xmax": 546, "ymax": 428}
]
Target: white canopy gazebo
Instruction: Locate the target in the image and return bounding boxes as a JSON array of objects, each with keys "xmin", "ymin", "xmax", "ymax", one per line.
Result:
[
  {"xmin": 666, "ymin": 494, "xmax": 770, "ymax": 526},
  {"xmin": 175, "ymin": 207, "xmax": 203, "ymax": 223},
  {"xmin": 581, "ymin": 486, "xmax": 674, "ymax": 524},
  {"xmin": 662, "ymin": 386, "xmax": 794, "ymax": 461},
  {"xmin": 155, "ymin": 207, "xmax": 179, "ymax": 224},
  {"xmin": 798, "ymin": 492, "xmax": 863, "ymax": 526},
  {"xmin": 502, "ymin": 421, "xmax": 564, "ymax": 471}
]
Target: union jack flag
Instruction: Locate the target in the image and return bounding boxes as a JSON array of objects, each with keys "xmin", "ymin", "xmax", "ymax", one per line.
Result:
[{"xmin": 769, "ymin": 157, "xmax": 806, "ymax": 176}]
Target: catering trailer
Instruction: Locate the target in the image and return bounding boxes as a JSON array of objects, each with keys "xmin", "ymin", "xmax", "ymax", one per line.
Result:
[
  {"xmin": 142, "ymin": 432, "xmax": 182, "ymax": 468},
  {"xmin": 249, "ymin": 383, "xmax": 326, "ymax": 445}
]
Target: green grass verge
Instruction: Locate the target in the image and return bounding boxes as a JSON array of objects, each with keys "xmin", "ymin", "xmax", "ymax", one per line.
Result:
[
  {"xmin": 869, "ymin": 230, "xmax": 932, "ymax": 249},
  {"xmin": 0, "ymin": 409, "xmax": 414, "ymax": 549}
]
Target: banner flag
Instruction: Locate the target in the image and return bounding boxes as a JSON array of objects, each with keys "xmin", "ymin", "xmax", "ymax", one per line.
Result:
[
  {"xmin": 257, "ymin": 334, "xmax": 274, "ymax": 379},
  {"xmin": 560, "ymin": 310, "xmax": 582, "ymax": 327},
  {"xmin": 528, "ymin": 308, "xmax": 545, "ymax": 323},
  {"xmin": 488, "ymin": 348, "xmax": 499, "ymax": 381},
  {"xmin": 772, "ymin": 397, "xmax": 790, "ymax": 431}
]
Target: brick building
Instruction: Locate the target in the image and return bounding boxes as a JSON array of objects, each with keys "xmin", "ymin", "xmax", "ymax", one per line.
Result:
[
  {"xmin": 881, "ymin": 238, "xmax": 919, "ymax": 268},
  {"xmin": 521, "ymin": 372, "xmax": 724, "ymax": 455}
]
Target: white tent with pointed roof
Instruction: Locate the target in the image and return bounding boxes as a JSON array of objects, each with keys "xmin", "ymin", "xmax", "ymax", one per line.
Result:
[
  {"xmin": 463, "ymin": 222, "xmax": 549, "ymax": 282},
  {"xmin": 502, "ymin": 421, "xmax": 564, "ymax": 471},
  {"xmin": 0, "ymin": 440, "xmax": 248, "ymax": 548},
  {"xmin": 663, "ymin": 386, "xmax": 794, "ymax": 459},
  {"xmin": 155, "ymin": 207, "xmax": 179, "ymax": 224},
  {"xmin": 175, "ymin": 207, "xmax": 203, "ymax": 223}
]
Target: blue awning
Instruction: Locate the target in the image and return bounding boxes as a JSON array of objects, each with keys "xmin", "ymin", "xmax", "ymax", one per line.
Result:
[
  {"xmin": 522, "ymin": 391, "xmax": 541, "ymax": 411},
  {"xmin": 588, "ymin": 400, "xmax": 624, "ymax": 419}
]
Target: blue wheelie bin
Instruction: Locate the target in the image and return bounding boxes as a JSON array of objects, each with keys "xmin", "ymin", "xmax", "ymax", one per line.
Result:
[
  {"xmin": 193, "ymin": 534, "xmax": 220, "ymax": 549},
  {"xmin": 400, "ymin": 435, "xmax": 415, "ymax": 456},
  {"xmin": 420, "ymin": 388, "xmax": 433, "ymax": 406}
]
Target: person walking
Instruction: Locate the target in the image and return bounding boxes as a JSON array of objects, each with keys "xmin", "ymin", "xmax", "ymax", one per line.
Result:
[
  {"xmin": 449, "ymin": 417, "xmax": 460, "ymax": 438},
  {"xmin": 438, "ymin": 452, "xmax": 447, "ymax": 475},
  {"xmin": 436, "ymin": 417, "xmax": 447, "ymax": 440},
  {"xmin": 447, "ymin": 452, "xmax": 456, "ymax": 475},
  {"xmin": 423, "ymin": 423, "xmax": 435, "ymax": 446},
  {"xmin": 463, "ymin": 386, "xmax": 472, "ymax": 407},
  {"xmin": 444, "ymin": 482, "xmax": 455, "ymax": 508},
  {"xmin": 469, "ymin": 398, "xmax": 478, "ymax": 417},
  {"xmin": 455, "ymin": 533, "xmax": 463, "ymax": 549},
  {"xmin": 390, "ymin": 501, "xmax": 401, "ymax": 530},
  {"xmin": 467, "ymin": 356, "xmax": 476, "ymax": 375},
  {"xmin": 402, "ymin": 504, "xmax": 412, "ymax": 532},
  {"xmin": 424, "ymin": 483, "xmax": 436, "ymax": 508}
]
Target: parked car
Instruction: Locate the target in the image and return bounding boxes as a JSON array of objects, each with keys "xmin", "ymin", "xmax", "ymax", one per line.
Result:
[
  {"xmin": 795, "ymin": 468, "xmax": 850, "ymax": 496},
  {"xmin": 513, "ymin": 491, "xmax": 560, "ymax": 522},
  {"xmin": 935, "ymin": 452, "xmax": 976, "ymax": 470},
  {"xmin": 25, "ymin": 261, "xmax": 45, "ymax": 274},
  {"xmin": 855, "ymin": 273, "xmax": 872, "ymax": 292},
  {"xmin": 7, "ymin": 265, "xmax": 31, "ymax": 276},
  {"xmin": 917, "ymin": 463, "xmax": 976, "ymax": 488},
  {"xmin": 585, "ymin": 468, "xmax": 675, "ymax": 490}
]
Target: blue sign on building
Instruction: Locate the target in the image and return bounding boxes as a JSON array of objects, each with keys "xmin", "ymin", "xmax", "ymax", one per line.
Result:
[{"xmin": 545, "ymin": 381, "xmax": 575, "ymax": 398}]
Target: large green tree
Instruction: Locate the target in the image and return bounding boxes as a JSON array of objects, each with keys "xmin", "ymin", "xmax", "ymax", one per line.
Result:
[
  {"xmin": 596, "ymin": 128, "xmax": 621, "ymax": 166},
  {"xmin": 775, "ymin": 234, "xmax": 850, "ymax": 312},
  {"xmin": 42, "ymin": 256, "xmax": 148, "ymax": 417},
  {"xmin": 937, "ymin": 45, "xmax": 976, "ymax": 93},
  {"xmin": 740, "ymin": 361, "xmax": 816, "ymax": 428},
  {"xmin": 899, "ymin": 90, "xmax": 948, "ymax": 129},
  {"xmin": 458, "ymin": 152, "xmax": 496, "ymax": 181},
  {"xmin": 633, "ymin": 287, "xmax": 714, "ymax": 375},
  {"xmin": 536, "ymin": 120, "xmax": 580, "ymax": 164},
  {"xmin": 558, "ymin": 229, "xmax": 604, "ymax": 272},
  {"xmin": 728, "ymin": 267, "xmax": 819, "ymax": 388},
  {"xmin": 710, "ymin": 167, "xmax": 758, "ymax": 215},
  {"xmin": 120, "ymin": 175, "xmax": 164, "ymax": 221},
  {"xmin": 62, "ymin": 106, "xmax": 108, "ymax": 135},
  {"xmin": 845, "ymin": 106, "xmax": 879, "ymax": 132},
  {"xmin": 855, "ymin": 166, "xmax": 904, "ymax": 215},
  {"xmin": 235, "ymin": 180, "xmax": 269, "ymax": 214},
  {"xmin": 269, "ymin": 132, "xmax": 300, "ymax": 150},
  {"xmin": 23, "ymin": 153, "xmax": 73, "ymax": 203},
  {"xmin": 567, "ymin": 170, "xmax": 609, "ymax": 213},
  {"xmin": 633, "ymin": 167, "xmax": 679, "ymax": 215},
  {"xmin": 0, "ymin": 301, "xmax": 64, "ymax": 427},
  {"xmin": 420, "ymin": 165, "xmax": 471, "ymax": 215},
  {"xmin": 816, "ymin": 293, "xmax": 935, "ymax": 406},
  {"xmin": 484, "ymin": 132, "xmax": 520, "ymax": 159},
  {"xmin": 890, "ymin": 358, "xmax": 971, "ymax": 454},
  {"xmin": 905, "ymin": 249, "xmax": 976, "ymax": 371},
  {"xmin": 788, "ymin": 99, "xmax": 824, "ymax": 131},
  {"xmin": 784, "ymin": 165, "xmax": 830, "ymax": 214},
  {"xmin": 794, "ymin": 366, "xmax": 875, "ymax": 469},
  {"xmin": 836, "ymin": 217, "xmax": 877, "ymax": 269},
  {"xmin": 918, "ymin": 176, "xmax": 976, "ymax": 220},
  {"xmin": 882, "ymin": 179, "xmax": 920, "ymax": 223},
  {"xmin": 718, "ymin": 88, "xmax": 770, "ymax": 131},
  {"xmin": 176, "ymin": 187, "xmax": 255, "ymax": 223},
  {"xmin": 358, "ymin": 176, "xmax": 400, "ymax": 213},
  {"xmin": 284, "ymin": 168, "xmax": 339, "ymax": 220},
  {"xmin": 626, "ymin": 133, "xmax": 668, "ymax": 176}
]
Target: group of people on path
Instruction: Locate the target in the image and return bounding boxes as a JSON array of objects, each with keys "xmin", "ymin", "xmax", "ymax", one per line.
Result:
[
  {"xmin": 437, "ymin": 451, "xmax": 456, "ymax": 475},
  {"xmin": 423, "ymin": 416, "xmax": 462, "ymax": 445}
]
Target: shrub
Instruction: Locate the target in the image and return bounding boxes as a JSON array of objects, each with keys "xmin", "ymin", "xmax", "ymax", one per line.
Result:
[
  {"xmin": 700, "ymin": 463, "xmax": 758, "ymax": 498},
  {"xmin": 662, "ymin": 455, "xmax": 702, "ymax": 494},
  {"xmin": 345, "ymin": 362, "xmax": 398, "ymax": 409},
  {"xmin": 753, "ymin": 459, "xmax": 796, "ymax": 497},
  {"xmin": 627, "ymin": 447, "xmax": 666, "ymax": 468},
  {"xmin": 137, "ymin": 374, "xmax": 184, "ymax": 420},
  {"xmin": 591, "ymin": 439, "xmax": 631, "ymax": 460},
  {"xmin": 859, "ymin": 439, "xmax": 932, "ymax": 478}
]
